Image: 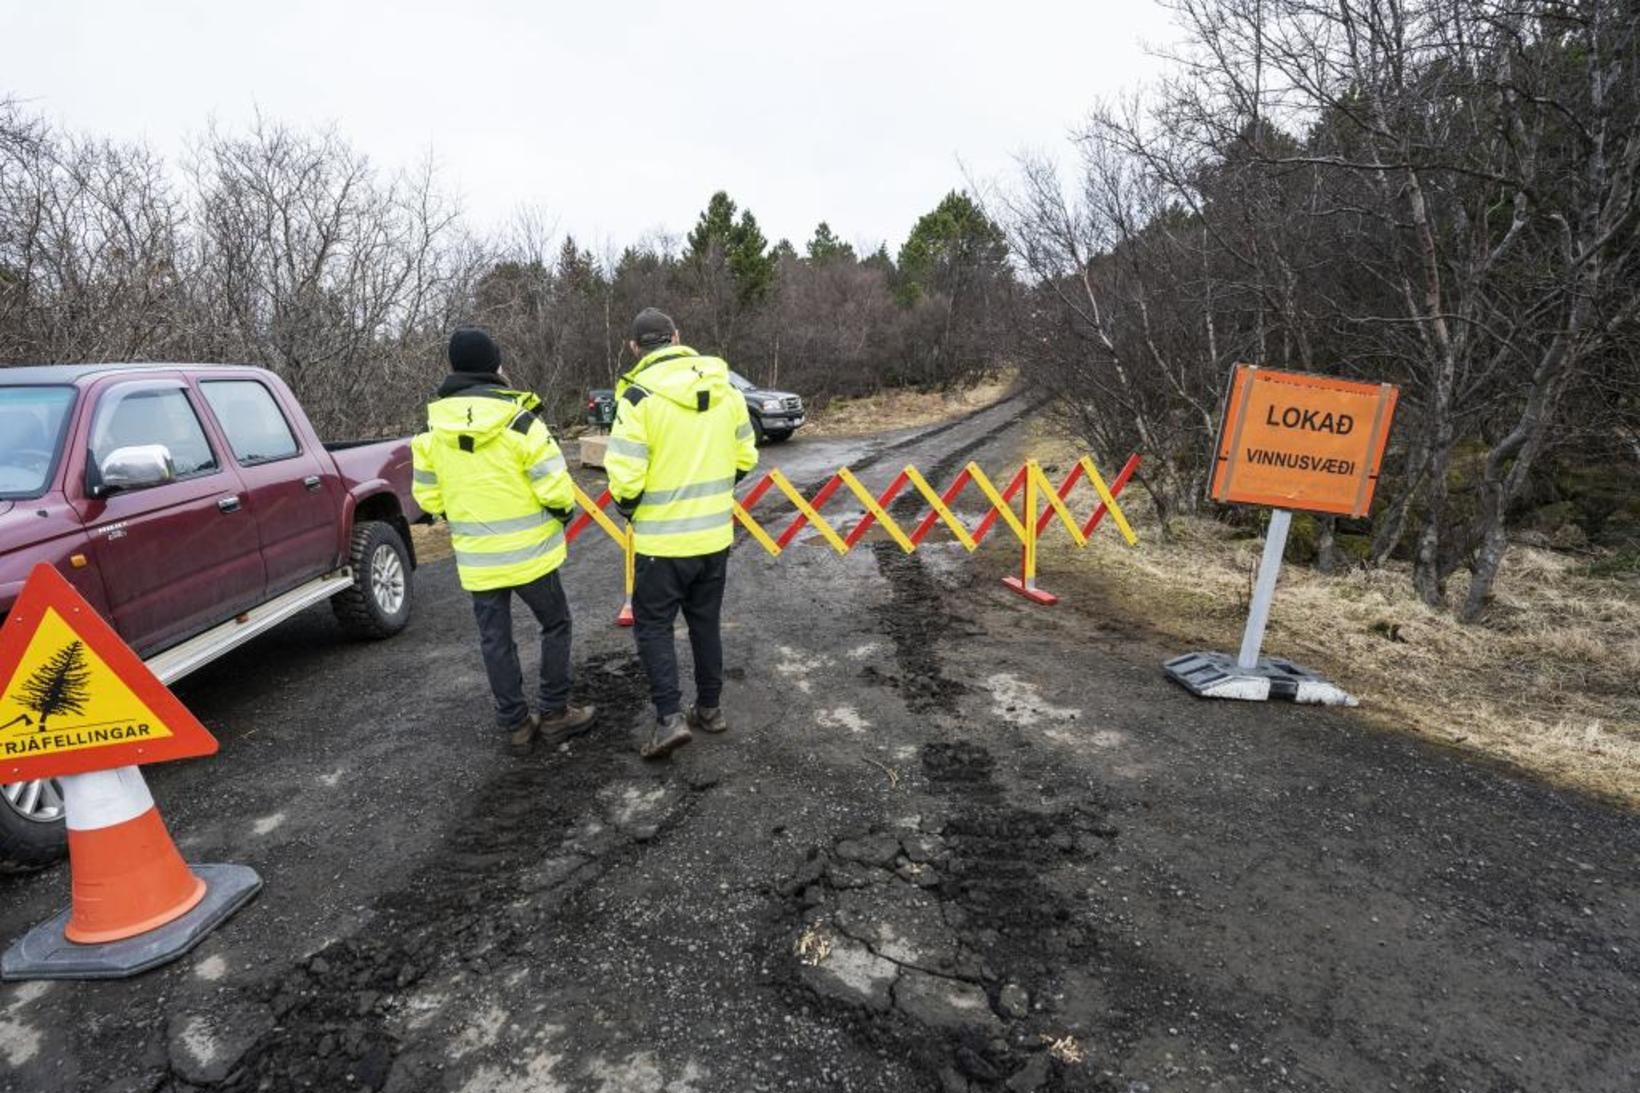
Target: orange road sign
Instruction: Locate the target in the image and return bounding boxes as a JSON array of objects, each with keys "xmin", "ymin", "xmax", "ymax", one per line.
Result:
[
  {"xmin": 0, "ymin": 564, "xmax": 218, "ymax": 781},
  {"xmin": 1210, "ymin": 365, "xmax": 1398, "ymax": 516}
]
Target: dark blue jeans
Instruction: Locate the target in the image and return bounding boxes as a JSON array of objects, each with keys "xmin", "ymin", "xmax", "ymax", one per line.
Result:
[
  {"xmin": 471, "ymin": 569, "xmax": 573, "ymax": 731},
  {"xmin": 632, "ymin": 549, "xmax": 728, "ymax": 719}
]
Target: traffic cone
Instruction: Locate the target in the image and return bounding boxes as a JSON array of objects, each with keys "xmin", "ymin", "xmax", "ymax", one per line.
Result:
[
  {"xmin": 2, "ymin": 765, "xmax": 261, "ymax": 980},
  {"xmin": 61, "ymin": 766, "xmax": 204, "ymax": 943}
]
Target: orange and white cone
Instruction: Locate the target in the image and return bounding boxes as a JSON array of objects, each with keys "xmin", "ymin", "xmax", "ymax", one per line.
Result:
[
  {"xmin": 2, "ymin": 765, "xmax": 261, "ymax": 980},
  {"xmin": 59, "ymin": 766, "xmax": 206, "ymax": 943}
]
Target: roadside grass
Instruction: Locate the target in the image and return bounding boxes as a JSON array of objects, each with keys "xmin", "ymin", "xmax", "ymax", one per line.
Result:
[
  {"xmin": 410, "ymin": 522, "xmax": 452, "ymax": 563},
  {"xmin": 805, "ymin": 370, "xmax": 1017, "ymax": 438},
  {"xmin": 1024, "ymin": 433, "xmax": 1640, "ymax": 807}
]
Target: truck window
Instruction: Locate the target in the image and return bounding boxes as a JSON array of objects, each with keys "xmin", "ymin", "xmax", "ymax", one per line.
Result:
[
  {"xmin": 201, "ymin": 380, "xmax": 301, "ymax": 465},
  {"xmin": 89, "ymin": 386, "xmax": 219, "ymax": 480},
  {"xmin": 0, "ymin": 386, "xmax": 77, "ymax": 500}
]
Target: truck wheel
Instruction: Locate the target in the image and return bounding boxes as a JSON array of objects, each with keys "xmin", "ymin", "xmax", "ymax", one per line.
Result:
[
  {"xmin": 0, "ymin": 779, "xmax": 67, "ymax": 872},
  {"xmin": 334, "ymin": 521, "xmax": 413, "ymax": 639},
  {"xmin": 751, "ymin": 417, "xmax": 767, "ymax": 444}
]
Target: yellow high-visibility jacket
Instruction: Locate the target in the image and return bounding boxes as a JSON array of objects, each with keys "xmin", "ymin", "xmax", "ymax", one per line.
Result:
[
  {"xmin": 411, "ymin": 381, "xmax": 574, "ymax": 591},
  {"xmin": 607, "ymin": 346, "xmax": 758, "ymax": 557}
]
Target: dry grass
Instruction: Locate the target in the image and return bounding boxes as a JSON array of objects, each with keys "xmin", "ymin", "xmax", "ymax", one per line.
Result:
[
  {"xmin": 410, "ymin": 521, "xmax": 452, "ymax": 563},
  {"xmin": 1027, "ymin": 432, "xmax": 1640, "ymax": 807},
  {"xmin": 805, "ymin": 371, "xmax": 1017, "ymax": 438}
]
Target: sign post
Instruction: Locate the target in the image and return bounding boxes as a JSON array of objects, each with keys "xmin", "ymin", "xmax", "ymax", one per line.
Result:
[
  {"xmin": 0, "ymin": 564, "xmax": 261, "ymax": 980},
  {"xmin": 1165, "ymin": 365, "xmax": 1398, "ymax": 704}
]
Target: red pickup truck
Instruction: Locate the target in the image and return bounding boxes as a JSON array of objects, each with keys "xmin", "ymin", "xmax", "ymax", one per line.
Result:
[{"xmin": 0, "ymin": 363, "xmax": 423, "ymax": 869}]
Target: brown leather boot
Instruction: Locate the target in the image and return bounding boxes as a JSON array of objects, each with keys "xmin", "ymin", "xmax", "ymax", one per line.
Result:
[
  {"xmin": 687, "ymin": 705, "xmax": 728, "ymax": 734},
  {"xmin": 538, "ymin": 704, "xmax": 597, "ymax": 746},
  {"xmin": 640, "ymin": 713, "xmax": 692, "ymax": 760},
  {"xmin": 508, "ymin": 713, "xmax": 540, "ymax": 756}
]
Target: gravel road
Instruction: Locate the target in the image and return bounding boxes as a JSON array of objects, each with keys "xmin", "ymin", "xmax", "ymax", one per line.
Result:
[{"xmin": 0, "ymin": 399, "xmax": 1635, "ymax": 1093}]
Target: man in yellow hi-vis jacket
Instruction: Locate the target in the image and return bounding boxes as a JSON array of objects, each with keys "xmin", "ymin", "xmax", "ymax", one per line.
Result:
[
  {"xmin": 412, "ymin": 327, "xmax": 596, "ymax": 755},
  {"xmin": 606, "ymin": 308, "xmax": 758, "ymax": 758}
]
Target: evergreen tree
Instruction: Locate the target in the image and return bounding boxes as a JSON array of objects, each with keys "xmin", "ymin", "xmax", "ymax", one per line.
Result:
[
  {"xmin": 895, "ymin": 191, "xmax": 1007, "ymax": 306},
  {"xmin": 17, "ymin": 641, "xmax": 92, "ymax": 731},
  {"xmin": 861, "ymin": 242, "xmax": 896, "ymax": 277},
  {"xmin": 806, "ymin": 222, "xmax": 856, "ymax": 263}
]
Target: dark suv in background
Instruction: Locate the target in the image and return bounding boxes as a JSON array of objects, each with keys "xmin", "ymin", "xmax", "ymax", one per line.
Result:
[{"xmin": 730, "ymin": 371, "xmax": 805, "ymax": 443}]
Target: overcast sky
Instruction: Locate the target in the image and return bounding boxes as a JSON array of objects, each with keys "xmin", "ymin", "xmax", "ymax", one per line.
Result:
[{"xmin": 3, "ymin": 0, "xmax": 1176, "ymax": 255}]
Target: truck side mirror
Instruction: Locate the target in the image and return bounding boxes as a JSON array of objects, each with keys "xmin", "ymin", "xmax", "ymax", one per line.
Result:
[{"xmin": 93, "ymin": 444, "xmax": 175, "ymax": 497}]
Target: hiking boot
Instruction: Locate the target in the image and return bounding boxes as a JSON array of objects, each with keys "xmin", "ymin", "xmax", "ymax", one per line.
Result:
[
  {"xmin": 539, "ymin": 704, "xmax": 597, "ymax": 746},
  {"xmin": 640, "ymin": 713, "xmax": 693, "ymax": 760},
  {"xmin": 687, "ymin": 705, "xmax": 728, "ymax": 734},
  {"xmin": 507, "ymin": 713, "xmax": 540, "ymax": 756}
]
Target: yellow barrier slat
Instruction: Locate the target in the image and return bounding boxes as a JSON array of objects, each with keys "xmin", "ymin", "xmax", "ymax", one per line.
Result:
[
  {"xmin": 903, "ymin": 465, "xmax": 977, "ymax": 551},
  {"xmin": 966, "ymin": 462, "xmax": 1026, "ymax": 543},
  {"xmin": 1079, "ymin": 455, "xmax": 1139, "ymax": 546},
  {"xmin": 574, "ymin": 483, "xmax": 628, "ymax": 545},
  {"xmin": 837, "ymin": 468, "xmax": 914, "ymax": 553},
  {"xmin": 768, "ymin": 469, "xmax": 850, "ymax": 555},
  {"xmin": 733, "ymin": 502, "xmax": 783, "ymax": 556},
  {"xmin": 1031, "ymin": 464, "xmax": 1088, "ymax": 547}
]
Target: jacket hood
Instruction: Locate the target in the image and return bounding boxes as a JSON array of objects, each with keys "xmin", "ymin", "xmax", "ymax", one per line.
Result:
[
  {"xmin": 625, "ymin": 347, "xmax": 733, "ymax": 411},
  {"xmin": 425, "ymin": 382, "xmax": 540, "ymax": 445}
]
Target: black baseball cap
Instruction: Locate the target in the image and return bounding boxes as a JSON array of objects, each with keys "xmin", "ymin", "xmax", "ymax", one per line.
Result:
[{"xmin": 630, "ymin": 308, "xmax": 677, "ymax": 349}]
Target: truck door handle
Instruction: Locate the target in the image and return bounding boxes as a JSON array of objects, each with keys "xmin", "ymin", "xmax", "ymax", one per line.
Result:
[
  {"xmin": 217, "ymin": 495, "xmax": 242, "ymax": 513},
  {"xmin": 302, "ymin": 475, "xmax": 322, "ymax": 491}
]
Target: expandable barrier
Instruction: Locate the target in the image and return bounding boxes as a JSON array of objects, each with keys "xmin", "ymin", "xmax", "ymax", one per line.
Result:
[{"xmin": 564, "ymin": 454, "xmax": 1141, "ymax": 619}]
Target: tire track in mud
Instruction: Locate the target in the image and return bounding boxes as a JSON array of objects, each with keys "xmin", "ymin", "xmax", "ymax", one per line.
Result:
[
  {"xmin": 776, "ymin": 743, "xmax": 1118, "ymax": 1092},
  {"xmin": 863, "ymin": 397, "xmax": 1039, "ymax": 716},
  {"xmin": 164, "ymin": 653, "xmax": 697, "ymax": 1093}
]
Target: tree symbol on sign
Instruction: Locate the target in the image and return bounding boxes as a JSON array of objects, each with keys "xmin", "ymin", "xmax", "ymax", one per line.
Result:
[{"xmin": 15, "ymin": 640, "xmax": 92, "ymax": 731}]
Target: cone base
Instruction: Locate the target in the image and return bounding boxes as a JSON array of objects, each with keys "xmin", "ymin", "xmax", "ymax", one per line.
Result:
[
  {"xmin": 1002, "ymin": 576, "xmax": 1059, "ymax": 605},
  {"xmin": 2, "ymin": 863, "xmax": 262, "ymax": 982}
]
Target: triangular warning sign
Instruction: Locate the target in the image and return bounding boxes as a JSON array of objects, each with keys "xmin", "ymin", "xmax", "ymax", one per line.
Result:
[{"xmin": 0, "ymin": 564, "xmax": 217, "ymax": 782}]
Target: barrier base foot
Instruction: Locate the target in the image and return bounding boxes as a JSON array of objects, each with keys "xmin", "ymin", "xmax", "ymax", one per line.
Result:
[
  {"xmin": 1001, "ymin": 576, "xmax": 1058, "ymax": 605},
  {"xmin": 1163, "ymin": 651, "xmax": 1357, "ymax": 706},
  {"xmin": 615, "ymin": 602, "xmax": 634, "ymax": 628},
  {"xmin": 2, "ymin": 863, "xmax": 262, "ymax": 981}
]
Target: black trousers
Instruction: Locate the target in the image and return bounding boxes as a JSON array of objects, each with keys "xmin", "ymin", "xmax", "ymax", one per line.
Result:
[
  {"xmin": 632, "ymin": 548, "xmax": 729, "ymax": 719},
  {"xmin": 470, "ymin": 569, "xmax": 573, "ymax": 730}
]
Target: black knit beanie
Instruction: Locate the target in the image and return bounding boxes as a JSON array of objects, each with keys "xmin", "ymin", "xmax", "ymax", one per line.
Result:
[{"xmin": 448, "ymin": 327, "xmax": 502, "ymax": 373}]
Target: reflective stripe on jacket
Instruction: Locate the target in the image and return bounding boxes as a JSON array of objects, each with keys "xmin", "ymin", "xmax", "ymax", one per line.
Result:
[
  {"xmin": 411, "ymin": 383, "xmax": 575, "ymax": 591},
  {"xmin": 607, "ymin": 345, "xmax": 758, "ymax": 557}
]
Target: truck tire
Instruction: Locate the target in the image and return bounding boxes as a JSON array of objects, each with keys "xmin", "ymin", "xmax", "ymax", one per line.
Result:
[
  {"xmin": 0, "ymin": 779, "xmax": 67, "ymax": 872},
  {"xmin": 333, "ymin": 520, "xmax": 413, "ymax": 639},
  {"xmin": 751, "ymin": 417, "xmax": 767, "ymax": 444}
]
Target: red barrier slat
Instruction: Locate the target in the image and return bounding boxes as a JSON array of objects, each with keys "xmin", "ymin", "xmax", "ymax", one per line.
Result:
[
  {"xmin": 776, "ymin": 474, "xmax": 843, "ymax": 548},
  {"xmin": 969, "ymin": 466, "xmax": 1027, "ymax": 544},
  {"xmin": 1080, "ymin": 453, "xmax": 1142, "ymax": 537},
  {"xmin": 1035, "ymin": 462, "xmax": 1087, "ymax": 536},
  {"xmin": 740, "ymin": 472, "xmax": 776, "ymax": 508},
  {"xmin": 844, "ymin": 471, "xmax": 910, "ymax": 548},
  {"xmin": 566, "ymin": 488, "xmax": 613, "ymax": 544},
  {"xmin": 909, "ymin": 467, "xmax": 973, "ymax": 545}
]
